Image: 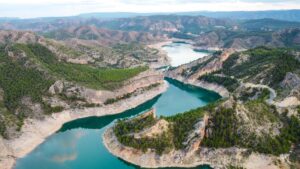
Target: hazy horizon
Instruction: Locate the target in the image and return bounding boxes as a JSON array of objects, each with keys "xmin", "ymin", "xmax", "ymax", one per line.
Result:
[{"xmin": 1, "ymin": 0, "xmax": 300, "ymax": 18}]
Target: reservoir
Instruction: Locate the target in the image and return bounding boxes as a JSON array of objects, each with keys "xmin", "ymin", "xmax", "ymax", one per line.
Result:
[
  {"xmin": 15, "ymin": 43, "xmax": 220, "ymax": 169},
  {"xmin": 162, "ymin": 42, "xmax": 210, "ymax": 67}
]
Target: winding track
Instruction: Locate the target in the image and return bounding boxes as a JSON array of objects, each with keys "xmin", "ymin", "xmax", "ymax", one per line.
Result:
[{"xmin": 243, "ymin": 83, "xmax": 277, "ymax": 104}]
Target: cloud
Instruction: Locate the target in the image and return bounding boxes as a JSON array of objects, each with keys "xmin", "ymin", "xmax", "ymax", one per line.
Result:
[
  {"xmin": 0, "ymin": 0, "xmax": 299, "ymax": 18},
  {"xmin": 1, "ymin": 0, "xmax": 295, "ymax": 4},
  {"xmin": 49, "ymin": 130, "xmax": 85, "ymax": 163},
  {"xmin": 52, "ymin": 152, "xmax": 78, "ymax": 163}
]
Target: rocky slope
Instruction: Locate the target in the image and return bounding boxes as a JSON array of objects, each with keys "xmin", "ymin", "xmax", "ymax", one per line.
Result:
[
  {"xmin": 0, "ymin": 28, "xmax": 171, "ymax": 169},
  {"xmin": 168, "ymin": 47, "xmax": 300, "ymax": 105},
  {"xmin": 2, "ymin": 15, "xmax": 300, "ymax": 52},
  {"xmin": 0, "ymin": 29, "xmax": 170, "ymax": 138},
  {"xmin": 166, "ymin": 49, "xmax": 235, "ymax": 97},
  {"xmin": 0, "ymin": 30, "xmax": 169, "ymax": 69},
  {"xmin": 194, "ymin": 28, "xmax": 300, "ymax": 50},
  {"xmin": 0, "ymin": 77, "xmax": 167, "ymax": 169},
  {"xmin": 104, "ymin": 47, "xmax": 300, "ymax": 169},
  {"xmin": 104, "ymin": 97, "xmax": 297, "ymax": 169},
  {"xmin": 0, "ymin": 15, "xmax": 235, "ymax": 34},
  {"xmin": 43, "ymin": 25, "xmax": 167, "ymax": 45},
  {"xmin": 98, "ymin": 15, "xmax": 235, "ymax": 34}
]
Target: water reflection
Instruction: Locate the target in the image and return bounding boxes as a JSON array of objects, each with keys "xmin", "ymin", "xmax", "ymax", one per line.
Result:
[{"xmin": 15, "ymin": 79, "xmax": 220, "ymax": 169}]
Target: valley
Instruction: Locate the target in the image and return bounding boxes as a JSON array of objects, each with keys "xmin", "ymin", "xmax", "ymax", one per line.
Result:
[{"xmin": 0, "ymin": 8, "xmax": 299, "ymax": 169}]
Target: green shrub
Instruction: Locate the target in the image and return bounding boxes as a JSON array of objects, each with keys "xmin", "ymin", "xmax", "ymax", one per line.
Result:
[
  {"xmin": 114, "ymin": 103, "xmax": 217, "ymax": 153},
  {"xmin": 104, "ymin": 93, "xmax": 132, "ymax": 105},
  {"xmin": 203, "ymin": 100, "xmax": 300, "ymax": 156},
  {"xmin": 165, "ymin": 107, "xmax": 207, "ymax": 149},
  {"xmin": 0, "ymin": 49, "xmax": 53, "ymax": 111},
  {"xmin": 199, "ymin": 74, "xmax": 239, "ymax": 92},
  {"xmin": 23, "ymin": 44, "xmax": 147, "ymax": 90},
  {"xmin": 114, "ymin": 114, "xmax": 157, "ymax": 135},
  {"xmin": 221, "ymin": 47, "xmax": 300, "ymax": 88},
  {"xmin": 202, "ymin": 107, "xmax": 239, "ymax": 147}
]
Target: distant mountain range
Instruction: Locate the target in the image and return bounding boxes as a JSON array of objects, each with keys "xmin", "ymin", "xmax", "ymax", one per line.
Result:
[
  {"xmin": 78, "ymin": 10, "xmax": 300, "ymax": 22},
  {"xmin": 1, "ymin": 10, "xmax": 300, "ymax": 22},
  {"xmin": 180, "ymin": 10, "xmax": 300, "ymax": 22},
  {"xmin": 1, "ymin": 12, "xmax": 300, "ymax": 51}
]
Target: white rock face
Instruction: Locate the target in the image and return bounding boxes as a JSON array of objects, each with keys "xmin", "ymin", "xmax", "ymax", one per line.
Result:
[
  {"xmin": 103, "ymin": 126, "xmax": 285, "ymax": 169},
  {"xmin": 47, "ymin": 70, "xmax": 164, "ymax": 104},
  {"xmin": 0, "ymin": 70, "xmax": 167, "ymax": 169}
]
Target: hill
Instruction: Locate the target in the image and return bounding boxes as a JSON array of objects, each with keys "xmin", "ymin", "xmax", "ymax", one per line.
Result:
[
  {"xmin": 0, "ymin": 15, "xmax": 236, "ymax": 34},
  {"xmin": 42, "ymin": 25, "xmax": 166, "ymax": 45},
  {"xmin": 194, "ymin": 10, "xmax": 300, "ymax": 22},
  {"xmin": 194, "ymin": 28, "xmax": 300, "ymax": 50},
  {"xmin": 0, "ymin": 30, "xmax": 167, "ymax": 139},
  {"xmin": 106, "ymin": 47, "xmax": 300, "ymax": 168}
]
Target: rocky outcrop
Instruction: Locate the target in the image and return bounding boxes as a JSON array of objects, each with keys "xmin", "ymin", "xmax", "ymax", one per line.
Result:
[
  {"xmin": 168, "ymin": 76, "xmax": 229, "ymax": 98},
  {"xmin": 280, "ymin": 72, "xmax": 300, "ymax": 90},
  {"xmin": 103, "ymin": 98, "xmax": 290, "ymax": 169},
  {"xmin": 165, "ymin": 50, "xmax": 234, "ymax": 98},
  {"xmin": 47, "ymin": 70, "xmax": 164, "ymax": 105},
  {"xmin": 194, "ymin": 28, "xmax": 300, "ymax": 51},
  {"xmin": 103, "ymin": 113, "xmax": 213, "ymax": 168},
  {"xmin": 276, "ymin": 73, "xmax": 300, "ymax": 107},
  {"xmin": 0, "ymin": 70, "xmax": 167, "ymax": 169},
  {"xmin": 133, "ymin": 119, "xmax": 169, "ymax": 139},
  {"xmin": 0, "ymin": 30, "xmax": 42, "ymax": 44},
  {"xmin": 46, "ymin": 25, "xmax": 167, "ymax": 45},
  {"xmin": 0, "ymin": 30, "xmax": 170, "ymax": 69},
  {"xmin": 103, "ymin": 124, "xmax": 284, "ymax": 169},
  {"xmin": 276, "ymin": 96, "xmax": 300, "ymax": 108}
]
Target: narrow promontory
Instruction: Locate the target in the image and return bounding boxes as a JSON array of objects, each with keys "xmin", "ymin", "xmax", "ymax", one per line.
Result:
[{"xmin": 104, "ymin": 47, "xmax": 300, "ymax": 169}]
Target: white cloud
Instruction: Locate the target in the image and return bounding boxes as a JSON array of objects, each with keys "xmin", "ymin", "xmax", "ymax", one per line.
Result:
[{"xmin": 0, "ymin": 0, "xmax": 299, "ymax": 18}]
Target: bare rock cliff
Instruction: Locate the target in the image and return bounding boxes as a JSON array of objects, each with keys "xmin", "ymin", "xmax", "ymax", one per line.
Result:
[{"xmin": 0, "ymin": 69, "xmax": 166, "ymax": 169}]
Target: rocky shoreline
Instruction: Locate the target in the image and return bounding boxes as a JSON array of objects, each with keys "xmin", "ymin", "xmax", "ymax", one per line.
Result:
[
  {"xmin": 0, "ymin": 76, "xmax": 168, "ymax": 169},
  {"xmin": 166, "ymin": 76, "xmax": 229, "ymax": 98},
  {"xmin": 149, "ymin": 40, "xmax": 229, "ymax": 98},
  {"xmin": 103, "ymin": 125, "xmax": 285, "ymax": 169},
  {"xmin": 102, "ymin": 61, "xmax": 289, "ymax": 169}
]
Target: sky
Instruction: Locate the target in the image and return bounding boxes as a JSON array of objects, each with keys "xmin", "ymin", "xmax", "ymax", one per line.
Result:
[{"xmin": 0, "ymin": 0, "xmax": 300, "ymax": 18}]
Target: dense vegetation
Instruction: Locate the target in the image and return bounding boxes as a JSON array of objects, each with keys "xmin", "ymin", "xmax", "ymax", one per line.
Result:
[
  {"xmin": 203, "ymin": 99, "xmax": 300, "ymax": 156},
  {"xmin": 114, "ymin": 112, "xmax": 174, "ymax": 154},
  {"xmin": 114, "ymin": 104, "xmax": 216, "ymax": 153},
  {"xmin": 0, "ymin": 43, "xmax": 148, "ymax": 138},
  {"xmin": 114, "ymin": 113, "xmax": 157, "ymax": 135},
  {"xmin": 114, "ymin": 96, "xmax": 300, "ymax": 156},
  {"xmin": 244, "ymin": 99, "xmax": 279, "ymax": 124},
  {"xmin": 16, "ymin": 44, "xmax": 147, "ymax": 90},
  {"xmin": 222, "ymin": 47, "xmax": 300, "ymax": 87},
  {"xmin": 164, "ymin": 106, "xmax": 208, "ymax": 149},
  {"xmin": 0, "ymin": 53, "xmax": 53, "ymax": 111},
  {"xmin": 0, "ymin": 45, "xmax": 54, "ymax": 138},
  {"xmin": 202, "ymin": 107, "xmax": 239, "ymax": 147},
  {"xmin": 116, "ymin": 131, "xmax": 173, "ymax": 155},
  {"xmin": 199, "ymin": 74, "xmax": 239, "ymax": 92},
  {"xmin": 245, "ymin": 115, "xmax": 300, "ymax": 155}
]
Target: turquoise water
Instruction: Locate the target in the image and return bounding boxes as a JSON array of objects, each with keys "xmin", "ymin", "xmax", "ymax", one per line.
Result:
[{"xmin": 15, "ymin": 78, "xmax": 220, "ymax": 169}]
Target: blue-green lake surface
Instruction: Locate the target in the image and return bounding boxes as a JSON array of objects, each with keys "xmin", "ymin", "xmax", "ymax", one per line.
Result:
[{"xmin": 15, "ymin": 78, "xmax": 220, "ymax": 169}]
